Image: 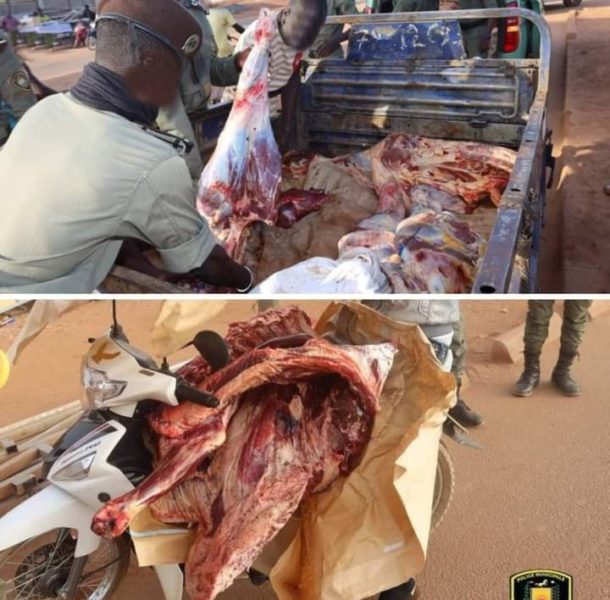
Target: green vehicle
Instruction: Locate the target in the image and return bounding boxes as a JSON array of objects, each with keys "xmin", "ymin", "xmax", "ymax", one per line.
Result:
[{"xmin": 497, "ymin": 0, "xmax": 544, "ymax": 58}]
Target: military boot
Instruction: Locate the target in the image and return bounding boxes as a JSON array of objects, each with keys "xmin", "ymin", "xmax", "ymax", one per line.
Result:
[
  {"xmin": 551, "ymin": 349, "xmax": 581, "ymax": 396},
  {"xmin": 449, "ymin": 397, "xmax": 484, "ymax": 427},
  {"xmin": 378, "ymin": 578, "xmax": 418, "ymax": 600},
  {"xmin": 512, "ymin": 351, "xmax": 541, "ymax": 397}
]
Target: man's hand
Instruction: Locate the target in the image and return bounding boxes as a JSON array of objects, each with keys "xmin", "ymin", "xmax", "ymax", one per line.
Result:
[
  {"xmin": 315, "ymin": 31, "xmax": 349, "ymax": 58},
  {"xmin": 194, "ymin": 244, "xmax": 254, "ymax": 291},
  {"xmin": 234, "ymin": 47, "xmax": 251, "ymax": 72}
]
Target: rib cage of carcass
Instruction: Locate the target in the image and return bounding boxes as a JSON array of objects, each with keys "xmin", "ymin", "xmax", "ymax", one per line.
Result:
[{"xmin": 91, "ymin": 307, "xmax": 396, "ymax": 600}]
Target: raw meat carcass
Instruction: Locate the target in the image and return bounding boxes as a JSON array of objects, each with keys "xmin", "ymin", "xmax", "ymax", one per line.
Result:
[
  {"xmin": 276, "ymin": 189, "xmax": 330, "ymax": 229},
  {"xmin": 367, "ymin": 133, "xmax": 516, "ymax": 218},
  {"xmin": 396, "ymin": 208, "xmax": 485, "ymax": 292},
  {"xmin": 91, "ymin": 308, "xmax": 395, "ymax": 600},
  {"xmin": 196, "ymin": 10, "xmax": 281, "ymax": 259}
]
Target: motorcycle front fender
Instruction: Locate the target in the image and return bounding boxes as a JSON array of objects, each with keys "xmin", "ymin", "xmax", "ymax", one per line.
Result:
[{"xmin": 0, "ymin": 485, "xmax": 100, "ymax": 557}]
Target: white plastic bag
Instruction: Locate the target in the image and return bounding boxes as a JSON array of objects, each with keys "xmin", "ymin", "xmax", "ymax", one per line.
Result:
[{"xmin": 253, "ymin": 249, "xmax": 390, "ymax": 294}]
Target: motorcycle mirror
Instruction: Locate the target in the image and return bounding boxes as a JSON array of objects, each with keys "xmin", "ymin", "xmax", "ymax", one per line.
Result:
[
  {"xmin": 191, "ymin": 331, "xmax": 230, "ymax": 373},
  {"xmin": 109, "ymin": 300, "xmax": 128, "ymax": 343}
]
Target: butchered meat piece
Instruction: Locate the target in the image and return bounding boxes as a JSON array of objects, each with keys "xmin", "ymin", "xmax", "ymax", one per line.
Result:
[
  {"xmin": 196, "ymin": 10, "xmax": 281, "ymax": 261},
  {"xmin": 366, "ymin": 133, "xmax": 516, "ymax": 218},
  {"xmin": 91, "ymin": 308, "xmax": 396, "ymax": 600}
]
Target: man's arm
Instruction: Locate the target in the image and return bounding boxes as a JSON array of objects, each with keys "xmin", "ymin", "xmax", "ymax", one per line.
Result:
[
  {"xmin": 277, "ymin": 70, "xmax": 301, "ymax": 153},
  {"xmin": 124, "ymin": 156, "xmax": 252, "ymax": 291}
]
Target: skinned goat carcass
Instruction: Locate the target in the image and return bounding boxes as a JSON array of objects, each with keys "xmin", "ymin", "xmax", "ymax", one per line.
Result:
[
  {"xmin": 196, "ymin": 10, "xmax": 281, "ymax": 260},
  {"xmin": 91, "ymin": 308, "xmax": 395, "ymax": 600}
]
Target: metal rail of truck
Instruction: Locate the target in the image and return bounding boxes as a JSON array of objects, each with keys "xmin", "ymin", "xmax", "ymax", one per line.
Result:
[{"xmin": 103, "ymin": 8, "xmax": 553, "ymax": 294}]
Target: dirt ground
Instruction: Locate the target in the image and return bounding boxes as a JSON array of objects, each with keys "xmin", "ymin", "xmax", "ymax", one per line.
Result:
[{"xmin": 557, "ymin": 4, "xmax": 610, "ymax": 291}]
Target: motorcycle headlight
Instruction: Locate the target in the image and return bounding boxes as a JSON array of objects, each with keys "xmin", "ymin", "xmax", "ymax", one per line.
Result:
[
  {"xmin": 53, "ymin": 453, "xmax": 96, "ymax": 481},
  {"xmin": 82, "ymin": 365, "xmax": 127, "ymax": 409}
]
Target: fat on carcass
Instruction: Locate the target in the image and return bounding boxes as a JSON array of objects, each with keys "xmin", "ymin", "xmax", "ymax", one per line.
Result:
[
  {"xmin": 367, "ymin": 133, "xmax": 516, "ymax": 219},
  {"xmin": 395, "ymin": 207, "xmax": 485, "ymax": 293},
  {"xmin": 91, "ymin": 308, "xmax": 396, "ymax": 600},
  {"xmin": 196, "ymin": 10, "xmax": 281, "ymax": 260}
]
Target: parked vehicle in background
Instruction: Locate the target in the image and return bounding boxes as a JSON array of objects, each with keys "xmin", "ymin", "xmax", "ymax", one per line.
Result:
[
  {"xmin": 497, "ymin": 0, "xmax": 544, "ymax": 58},
  {"xmin": 543, "ymin": 0, "xmax": 581, "ymax": 7}
]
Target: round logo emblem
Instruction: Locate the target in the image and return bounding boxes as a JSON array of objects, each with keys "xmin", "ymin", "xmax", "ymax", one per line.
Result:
[
  {"xmin": 10, "ymin": 71, "xmax": 32, "ymax": 94},
  {"xmin": 182, "ymin": 33, "xmax": 200, "ymax": 55}
]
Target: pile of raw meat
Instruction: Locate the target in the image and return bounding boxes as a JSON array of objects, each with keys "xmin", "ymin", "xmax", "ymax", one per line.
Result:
[
  {"xmin": 195, "ymin": 11, "xmax": 517, "ymax": 292},
  {"xmin": 91, "ymin": 307, "xmax": 396, "ymax": 600}
]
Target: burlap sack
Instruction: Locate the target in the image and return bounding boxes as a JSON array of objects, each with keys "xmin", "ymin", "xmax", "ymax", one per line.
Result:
[{"xmin": 252, "ymin": 159, "xmax": 379, "ymax": 282}]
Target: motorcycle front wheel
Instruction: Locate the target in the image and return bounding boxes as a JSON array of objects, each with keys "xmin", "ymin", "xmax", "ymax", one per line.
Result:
[
  {"xmin": 0, "ymin": 529, "xmax": 129, "ymax": 600},
  {"xmin": 431, "ymin": 441, "xmax": 455, "ymax": 529}
]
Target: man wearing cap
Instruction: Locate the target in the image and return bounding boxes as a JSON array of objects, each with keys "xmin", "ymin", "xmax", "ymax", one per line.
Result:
[
  {"xmin": 0, "ymin": 0, "xmax": 253, "ymax": 294},
  {"xmin": 0, "ymin": 30, "xmax": 37, "ymax": 146},
  {"xmin": 156, "ymin": 0, "xmax": 250, "ymax": 179}
]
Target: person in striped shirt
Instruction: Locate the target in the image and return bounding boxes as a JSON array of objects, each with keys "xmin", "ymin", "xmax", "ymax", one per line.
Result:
[{"xmin": 223, "ymin": 0, "xmax": 327, "ymax": 149}]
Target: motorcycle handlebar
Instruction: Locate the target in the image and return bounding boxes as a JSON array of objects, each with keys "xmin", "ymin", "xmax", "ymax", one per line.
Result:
[{"xmin": 175, "ymin": 381, "xmax": 219, "ymax": 408}]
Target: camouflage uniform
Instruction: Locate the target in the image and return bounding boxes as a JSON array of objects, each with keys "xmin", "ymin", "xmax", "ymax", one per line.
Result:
[
  {"xmin": 311, "ymin": 0, "xmax": 357, "ymax": 59},
  {"xmin": 450, "ymin": 314, "xmax": 466, "ymax": 387},
  {"xmin": 393, "ymin": 0, "xmax": 439, "ymax": 11},
  {"xmin": 457, "ymin": 0, "xmax": 498, "ymax": 58},
  {"xmin": 0, "ymin": 30, "xmax": 36, "ymax": 145},
  {"xmin": 524, "ymin": 300, "xmax": 592, "ymax": 355},
  {"xmin": 513, "ymin": 300, "xmax": 592, "ymax": 397}
]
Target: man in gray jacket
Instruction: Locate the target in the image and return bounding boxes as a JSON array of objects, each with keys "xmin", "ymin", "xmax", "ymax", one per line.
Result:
[
  {"xmin": 363, "ymin": 299, "xmax": 482, "ymax": 600},
  {"xmin": 366, "ymin": 300, "xmax": 484, "ymax": 428}
]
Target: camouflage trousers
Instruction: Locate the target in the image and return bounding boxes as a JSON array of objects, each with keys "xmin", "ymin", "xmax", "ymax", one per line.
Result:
[
  {"xmin": 524, "ymin": 300, "xmax": 592, "ymax": 355},
  {"xmin": 460, "ymin": 23, "xmax": 488, "ymax": 58},
  {"xmin": 450, "ymin": 315, "xmax": 466, "ymax": 387}
]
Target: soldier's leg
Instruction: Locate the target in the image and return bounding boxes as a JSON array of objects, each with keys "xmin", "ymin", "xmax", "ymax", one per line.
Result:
[
  {"xmin": 448, "ymin": 316, "xmax": 484, "ymax": 427},
  {"xmin": 512, "ymin": 300, "xmax": 555, "ymax": 396},
  {"xmin": 450, "ymin": 316, "xmax": 466, "ymax": 387},
  {"xmin": 156, "ymin": 95, "xmax": 204, "ymax": 181},
  {"xmin": 551, "ymin": 300, "xmax": 592, "ymax": 396}
]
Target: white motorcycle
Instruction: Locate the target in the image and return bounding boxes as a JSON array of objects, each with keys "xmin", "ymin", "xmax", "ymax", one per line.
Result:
[
  {"xmin": 0, "ymin": 308, "xmax": 471, "ymax": 600},
  {"xmin": 0, "ymin": 311, "xmax": 226, "ymax": 600}
]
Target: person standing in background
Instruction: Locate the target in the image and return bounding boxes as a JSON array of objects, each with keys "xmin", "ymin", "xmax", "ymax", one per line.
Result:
[
  {"xmin": 207, "ymin": 7, "xmax": 244, "ymax": 57},
  {"xmin": 0, "ymin": 11, "xmax": 20, "ymax": 45},
  {"xmin": 449, "ymin": 315, "xmax": 485, "ymax": 428},
  {"xmin": 513, "ymin": 300, "xmax": 593, "ymax": 397},
  {"xmin": 310, "ymin": 0, "xmax": 358, "ymax": 59},
  {"xmin": 224, "ymin": 0, "xmax": 327, "ymax": 150},
  {"xmin": 207, "ymin": 6, "xmax": 244, "ymax": 103},
  {"xmin": 457, "ymin": 0, "xmax": 498, "ymax": 58}
]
